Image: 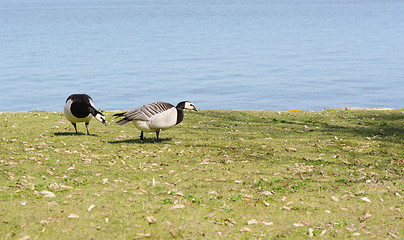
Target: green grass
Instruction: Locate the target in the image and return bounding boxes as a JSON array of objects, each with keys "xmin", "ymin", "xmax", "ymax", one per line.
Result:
[{"xmin": 0, "ymin": 109, "xmax": 403, "ymax": 239}]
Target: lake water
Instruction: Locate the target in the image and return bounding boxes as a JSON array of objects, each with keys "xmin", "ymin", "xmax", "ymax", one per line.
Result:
[{"xmin": 1, "ymin": 0, "xmax": 403, "ymax": 112}]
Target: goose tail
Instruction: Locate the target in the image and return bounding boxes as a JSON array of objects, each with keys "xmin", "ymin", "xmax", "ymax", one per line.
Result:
[
  {"xmin": 113, "ymin": 112, "xmax": 130, "ymax": 125},
  {"xmin": 116, "ymin": 119, "xmax": 130, "ymax": 125}
]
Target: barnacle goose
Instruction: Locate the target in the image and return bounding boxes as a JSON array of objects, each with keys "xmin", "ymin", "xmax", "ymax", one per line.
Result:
[
  {"xmin": 113, "ymin": 101, "xmax": 197, "ymax": 141},
  {"xmin": 64, "ymin": 94, "xmax": 106, "ymax": 135}
]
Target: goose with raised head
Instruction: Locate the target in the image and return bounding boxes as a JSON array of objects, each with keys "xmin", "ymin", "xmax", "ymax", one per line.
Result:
[
  {"xmin": 64, "ymin": 94, "xmax": 106, "ymax": 135},
  {"xmin": 113, "ymin": 101, "xmax": 197, "ymax": 141}
]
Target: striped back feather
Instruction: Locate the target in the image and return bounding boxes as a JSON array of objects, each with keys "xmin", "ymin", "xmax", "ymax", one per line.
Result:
[{"xmin": 113, "ymin": 102, "xmax": 175, "ymax": 125}]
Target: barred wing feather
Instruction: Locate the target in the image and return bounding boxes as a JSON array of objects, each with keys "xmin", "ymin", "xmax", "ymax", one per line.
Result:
[{"xmin": 115, "ymin": 102, "xmax": 175, "ymax": 125}]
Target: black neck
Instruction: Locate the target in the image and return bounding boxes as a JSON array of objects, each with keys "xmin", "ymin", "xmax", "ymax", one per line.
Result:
[
  {"xmin": 176, "ymin": 108, "xmax": 184, "ymax": 124},
  {"xmin": 88, "ymin": 106, "xmax": 98, "ymax": 117},
  {"xmin": 176, "ymin": 101, "xmax": 186, "ymax": 109}
]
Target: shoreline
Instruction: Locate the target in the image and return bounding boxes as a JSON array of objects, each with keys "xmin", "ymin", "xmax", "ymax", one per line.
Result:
[{"xmin": 0, "ymin": 107, "xmax": 400, "ymax": 114}]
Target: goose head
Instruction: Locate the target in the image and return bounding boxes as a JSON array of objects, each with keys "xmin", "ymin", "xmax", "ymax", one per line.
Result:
[
  {"xmin": 93, "ymin": 109, "xmax": 107, "ymax": 125},
  {"xmin": 177, "ymin": 101, "xmax": 197, "ymax": 111}
]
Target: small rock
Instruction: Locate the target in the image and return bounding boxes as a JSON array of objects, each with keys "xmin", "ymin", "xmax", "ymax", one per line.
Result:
[
  {"xmin": 247, "ymin": 219, "xmax": 258, "ymax": 225},
  {"xmin": 39, "ymin": 220, "xmax": 50, "ymax": 225},
  {"xmin": 262, "ymin": 221, "xmax": 273, "ymax": 226},
  {"xmin": 48, "ymin": 201, "xmax": 58, "ymax": 206},
  {"xmin": 68, "ymin": 213, "xmax": 80, "ymax": 219},
  {"xmin": 40, "ymin": 190, "xmax": 55, "ymax": 198},
  {"xmin": 88, "ymin": 204, "xmax": 96, "ymax": 212},
  {"xmin": 171, "ymin": 205, "xmax": 186, "ymax": 210},
  {"xmin": 260, "ymin": 191, "xmax": 274, "ymax": 196},
  {"xmin": 136, "ymin": 233, "xmax": 151, "ymax": 238},
  {"xmin": 282, "ymin": 205, "xmax": 291, "ymax": 210},
  {"xmin": 146, "ymin": 216, "xmax": 157, "ymax": 224}
]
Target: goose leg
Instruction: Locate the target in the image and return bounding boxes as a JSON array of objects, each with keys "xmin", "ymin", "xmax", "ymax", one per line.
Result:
[
  {"xmin": 72, "ymin": 122, "xmax": 78, "ymax": 134},
  {"xmin": 140, "ymin": 131, "xmax": 144, "ymax": 142},
  {"xmin": 85, "ymin": 122, "xmax": 90, "ymax": 135},
  {"xmin": 156, "ymin": 130, "xmax": 160, "ymax": 141}
]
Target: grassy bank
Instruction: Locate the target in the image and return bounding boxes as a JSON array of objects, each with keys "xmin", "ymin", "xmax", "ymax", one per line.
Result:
[{"xmin": 0, "ymin": 109, "xmax": 403, "ymax": 239}]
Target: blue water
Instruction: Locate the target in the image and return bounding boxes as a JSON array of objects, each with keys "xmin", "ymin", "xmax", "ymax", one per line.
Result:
[{"xmin": 1, "ymin": 0, "xmax": 403, "ymax": 112}]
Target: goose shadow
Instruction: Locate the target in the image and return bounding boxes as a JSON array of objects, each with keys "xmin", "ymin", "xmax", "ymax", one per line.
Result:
[
  {"xmin": 109, "ymin": 138, "xmax": 172, "ymax": 144},
  {"xmin": 54, "ymin": 132, "xmax": 98, "ymax": 136}
]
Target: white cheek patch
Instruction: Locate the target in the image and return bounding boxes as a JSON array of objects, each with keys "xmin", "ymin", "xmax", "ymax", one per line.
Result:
[
  {"xmin": 185, "ymin": 102, "xmax": 192, "ymax": 110},
  {"xmin": 184, "ymin": 102, "xmax": 196, "ymax": 110},
  {"xmin": 95, "ymin": 113, "xmax": 106, "ymax": 124}
]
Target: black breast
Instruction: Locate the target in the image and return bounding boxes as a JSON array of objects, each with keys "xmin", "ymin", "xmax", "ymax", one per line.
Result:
[
  {"xmin": 176, "ymin": 109, "xmax": 184, "ymax": 125},
  {"xmin": 67, "ymin": 94, "xmax": 92, "ymax": 118}
]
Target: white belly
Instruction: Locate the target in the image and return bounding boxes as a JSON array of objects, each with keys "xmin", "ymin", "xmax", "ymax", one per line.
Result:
[
  {"xmin": 133, "ymin": 108, "xmax": 177, "ymax": 132},
  {"xmin": 133, "ymin": 120, "xmax": 153, "ymax": 132}
]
